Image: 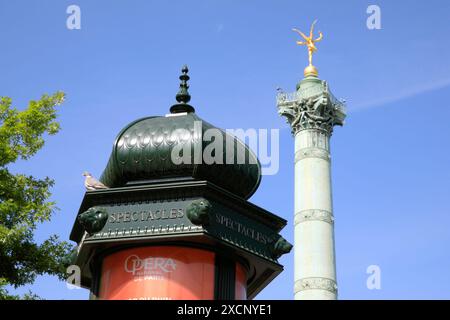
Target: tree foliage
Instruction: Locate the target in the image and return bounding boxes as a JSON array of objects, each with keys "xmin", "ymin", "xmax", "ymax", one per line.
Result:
[{"xmin": 0, "ymin": 92, "xmax": 73, "ymax": 299}]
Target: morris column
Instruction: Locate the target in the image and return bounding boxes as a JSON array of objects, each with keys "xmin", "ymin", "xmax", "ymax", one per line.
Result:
[
  {"xmin": 277, "ymin": 21, "xmax": 346, "ymax": 300},
  {"xmin": 68, "ymin": 66, "xmax": 292, "ymax": 300}
]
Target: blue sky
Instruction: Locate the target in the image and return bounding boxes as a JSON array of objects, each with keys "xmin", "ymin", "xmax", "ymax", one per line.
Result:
[{"xmin": 1, "ymin": 0, "xmax": 450, "ymax": 299}]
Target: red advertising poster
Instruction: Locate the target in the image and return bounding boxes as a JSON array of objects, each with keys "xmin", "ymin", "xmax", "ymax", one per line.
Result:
[
  {"xmin": 99, "ymin": 246, "xmax": 215, "ymax": 300},
  {"xmin": 235, "ymin": 262, "xmax": 247, "ymax": 300}
]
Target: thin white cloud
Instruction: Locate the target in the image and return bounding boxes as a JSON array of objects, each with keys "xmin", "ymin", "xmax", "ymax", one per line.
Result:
[{"xmin": 350, "ymin": 77, "xmax": 450, "ymax": 112}]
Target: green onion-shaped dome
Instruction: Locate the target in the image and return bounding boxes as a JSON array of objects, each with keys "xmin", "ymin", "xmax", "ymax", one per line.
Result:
[{"xmin": 99, "ymin": 66, "xmax": 261, "ymax": 199}]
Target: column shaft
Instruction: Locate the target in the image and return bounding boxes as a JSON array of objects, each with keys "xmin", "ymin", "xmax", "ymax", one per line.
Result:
[{"xmin": 294, "ymin": 129, "xmax": 337, "ymax": 300}]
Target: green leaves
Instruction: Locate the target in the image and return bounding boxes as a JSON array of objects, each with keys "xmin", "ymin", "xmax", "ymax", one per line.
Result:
[
  {"xmin": 0, "ymin": 169, "xmax": 55, "ymax": 230},
  {"xmin": 0, "ymin": 92, "xmax": 73, "ymax": 299},
  {"xmin": 0, "ymin": 92, "xmax": 64, "ymax": 166}
]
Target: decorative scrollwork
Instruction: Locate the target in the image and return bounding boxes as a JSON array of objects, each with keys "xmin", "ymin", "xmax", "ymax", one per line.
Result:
[
  {"xmin": 295, "ymin": 147, "xmax": 330, "ymax": 162},
  {"xmin": 294, "ymin": 277, "xmax": 338, "ymax": 294},
  {"xmin": 294, "ymin": 209, "xmax": 334, "ymax": 225}
]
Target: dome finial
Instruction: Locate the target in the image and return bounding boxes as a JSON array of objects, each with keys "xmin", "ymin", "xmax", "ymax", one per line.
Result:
[{"xmin": 170, "ymin": 65, "xmax": 195, "ymax": 113}]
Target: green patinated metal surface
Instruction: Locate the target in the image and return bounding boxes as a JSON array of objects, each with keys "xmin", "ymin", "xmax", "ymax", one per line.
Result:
[
  {"xmin": 78, "ymin": 197, "xmax": 284, "ymax": 263},
  {"xmin": 99, "ymin": 113, "xmax": 261, "ymax": 199},
  {"xmin": 70, "ymin": 180, "xmax": 290, "ymax": 299},
  {"xmin": 70, "ymin": 66, "xmax": 292, "ymax": 300}
]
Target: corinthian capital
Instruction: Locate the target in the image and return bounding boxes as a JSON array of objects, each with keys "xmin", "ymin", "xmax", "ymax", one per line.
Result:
[{"xmin": 277, "ymin": 78, "xmax": 346, "ymax": 136}]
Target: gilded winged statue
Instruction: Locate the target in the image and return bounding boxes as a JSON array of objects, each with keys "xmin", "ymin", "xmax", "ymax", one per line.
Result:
[{"xmin": 292, "ymin": 20, "xmax": 323, "ymax": 67}]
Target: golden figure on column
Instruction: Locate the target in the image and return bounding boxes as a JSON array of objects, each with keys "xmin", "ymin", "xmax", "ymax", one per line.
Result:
[{"xmin": 292, "ymin": 20, "xmax": 323, "ymax": 77}]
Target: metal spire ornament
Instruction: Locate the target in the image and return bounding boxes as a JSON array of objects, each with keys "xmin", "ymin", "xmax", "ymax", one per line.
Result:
[{"xmin": 170, "ymin": 65, "xmax": 195, "ymax": 113}]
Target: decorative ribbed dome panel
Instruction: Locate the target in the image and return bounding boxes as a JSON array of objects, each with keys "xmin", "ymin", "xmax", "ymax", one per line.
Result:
[{"xmin": 100, "ymin": 113, "xmax": 261, "ymax": 199}]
